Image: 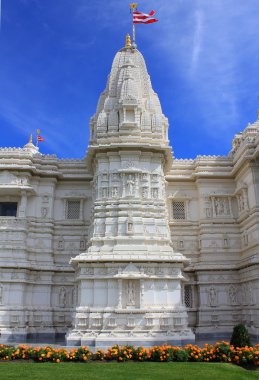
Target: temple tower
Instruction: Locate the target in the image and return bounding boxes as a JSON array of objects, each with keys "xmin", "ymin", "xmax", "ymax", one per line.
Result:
[{"xmin": 66, "ymin": 37, "xmax": 195, "ymax": 347}]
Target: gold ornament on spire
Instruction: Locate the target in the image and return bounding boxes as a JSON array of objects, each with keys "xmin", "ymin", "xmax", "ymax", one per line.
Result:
[
  {"xmin": 125, "ymin": 33, "xmax": 131, "ymax": 48},
  {"xmin": 130, "ymin": 3, "xmax": 138, "ymax": 10},
  {"xmin": 29, "ymin": 134, "xmax": 33, "ymax": 144}
]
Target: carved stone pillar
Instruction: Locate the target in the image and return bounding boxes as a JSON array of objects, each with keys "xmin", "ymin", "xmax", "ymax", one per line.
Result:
[
  {"xmin": 118, "ymin": 279, "xmax": 122, "ymax": 309},
  {"xmin": 140, "ymin": 279, "xmax": 144, "ymax": 308},
  {"xmin": 80, "ymin": 199, "xmax": 84, "ymax": 220},
  {"xmin": 19, "ymin": 191, "xmax": 27, "ymax": 218}
]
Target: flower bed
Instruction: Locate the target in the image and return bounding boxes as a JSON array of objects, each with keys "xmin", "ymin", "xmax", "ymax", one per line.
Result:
[{"xmin": 0, "ymin": 341, "xmax": 258, "ymax": 367}]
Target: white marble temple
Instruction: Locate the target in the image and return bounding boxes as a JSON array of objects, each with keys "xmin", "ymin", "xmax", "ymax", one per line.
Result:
[{"xmin": 0, "ymin": 39, "xmax": 259, "ymax": 346}]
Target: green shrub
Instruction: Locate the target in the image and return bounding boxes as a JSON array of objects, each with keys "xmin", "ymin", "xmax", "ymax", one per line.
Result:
[
  {"xmin": 173, "ymin": 348, "xmax": 188, "ymax": 362},
  {"xmin": 230, "ymin": 324, "xmax": 251, "ymax": 348}
]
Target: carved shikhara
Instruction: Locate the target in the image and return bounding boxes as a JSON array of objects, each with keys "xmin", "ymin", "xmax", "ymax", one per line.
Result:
[{"xmin": 0, "ymin": 42, "xmax": 259, "ymax": 346}]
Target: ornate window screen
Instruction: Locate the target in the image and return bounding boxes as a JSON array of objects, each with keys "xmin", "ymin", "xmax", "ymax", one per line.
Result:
[
  {"xmin": 184, "ymin": 285, "xmax": 193, "ymax": 308},
  {"xmin": 172, "ymin": 201, "xmax": 186, "ymax": 220},
  {"xmin": 66, "ymin": 200, "xmax": 81, "ymax": 220}
]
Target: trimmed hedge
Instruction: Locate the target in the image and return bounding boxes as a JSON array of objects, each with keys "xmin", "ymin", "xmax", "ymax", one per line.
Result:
[{"xmin": 0, "ymin": 341, "xmax": 259, "ymax": 366}]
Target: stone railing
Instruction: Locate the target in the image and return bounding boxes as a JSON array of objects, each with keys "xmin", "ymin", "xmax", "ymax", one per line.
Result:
[{"xmin": 0, "ymin": 218, "xmax": 27, "ymax": 229}]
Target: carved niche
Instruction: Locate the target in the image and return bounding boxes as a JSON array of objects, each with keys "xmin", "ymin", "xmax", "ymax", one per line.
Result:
[
  {"xmin": 204, "ymin": 194, "xmax": 233, "ymax": 218},
  {"xmin": 214, "ymin": 197, "xmax": 230, "ymax": 216},
  {"xmin": 59, "ymin": 287, "xmax": 67, "ymax": 308},
  {"xmin": 207, "ymin": 286, "xmax": 217, "ymax": 307},
  {"xmin": 228, "ymin": 285, "xmax": 238, "ymax": 306},
  {"xmin": 127, "ymin": 280, "xmax": 136, "ymax": 306},
  {"xmin": 126, "ymin": 174, "xmax": 136, "ymax": 197},
  {"xmin": 235, "ymin": 184, "xmax": 249, "ymax": 214},
  {"xmin": 41, "ymin": 207, "xmax": 48, "ymax": 218},
  {"xmin": 57, "ymin": 237, "xmax": 64, "ymax": 251}
]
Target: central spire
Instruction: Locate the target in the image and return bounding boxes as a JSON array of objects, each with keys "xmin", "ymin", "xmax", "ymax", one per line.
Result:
[
  {"xmin": 89, "ymin": 41, "xmax": 169, "ymax": 147},
  {"xmin": 67, "ymin": 39, "xmax": 193, "ymax": 348}
]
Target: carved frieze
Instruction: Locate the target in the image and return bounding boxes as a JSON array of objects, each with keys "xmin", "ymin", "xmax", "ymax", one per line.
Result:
[
  {"xmin": 202, "ymin": 194, "xmax": 234, "ymax": 218},
  {"xmin": 96, "ymin": 167, "xmax": 164, "ymax": 201}
]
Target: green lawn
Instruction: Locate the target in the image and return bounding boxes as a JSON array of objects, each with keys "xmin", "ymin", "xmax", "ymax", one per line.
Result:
[{"xmin": 0, "ymin": 362, "xmax": 258, "ymax": 380}]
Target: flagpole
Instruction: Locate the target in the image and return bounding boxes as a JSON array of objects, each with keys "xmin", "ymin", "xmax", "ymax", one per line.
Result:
[
  {"xmin": 36, "ymin": 129, "xmax": 40, "ymax": 147},
  {"xmin": 133, "ymin": 23, "xmax": 136, "ymax": 47},
  {"xmin": 130, "ymin": 3, "xmax": 137, "ymax": 47}
]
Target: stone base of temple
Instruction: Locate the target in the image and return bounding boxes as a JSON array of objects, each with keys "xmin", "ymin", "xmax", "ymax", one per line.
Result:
[
  {"xmin": 0, "ymin": 328, "xmax": 62, "ymax": 344},
  {"xmin": 66, "ymin": 329, "xmax": 195, "ymax": 349}
]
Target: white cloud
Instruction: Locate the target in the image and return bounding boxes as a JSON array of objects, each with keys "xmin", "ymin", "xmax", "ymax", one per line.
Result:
[{"xmin": 191, "ymin": 10, "xmax": 204, "ymax": 75}]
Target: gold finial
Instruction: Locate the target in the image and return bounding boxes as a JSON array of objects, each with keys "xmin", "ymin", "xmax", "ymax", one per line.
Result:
[
  {"xmin": 29, "ymin": 134, "xmax": 33, "ymax": 144},
  {"xmin": 130, "ymin": 3, "xmax": 138, "ymax": 10},
  {"xmin": 126, "ymin": 33, "xmax": 131, "ymax": 48}
]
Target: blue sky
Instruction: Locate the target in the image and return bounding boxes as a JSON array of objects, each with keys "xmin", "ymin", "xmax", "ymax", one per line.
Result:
[{"xmin": 1, "ymin": 0, "xmax": 259, "ymax": 159}]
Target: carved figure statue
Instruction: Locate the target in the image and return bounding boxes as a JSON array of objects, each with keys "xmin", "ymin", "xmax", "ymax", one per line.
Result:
[
  {"xmin": 142, "ymin": 187, "xmax": 148, "ymax": 198},
  {"xmin": 205, "ymin": 207, "xmax": 212, "ymax": 218},
  {"xmin": 59, "ymin": 287, "xmax": 67, "ymax": 308},
  {"xmin": 215, "ymin": 197, "xmax": 229, "ymax": 216},
  {"xmin": 41, "ymin": 207, "xmax": 48, "ymax": 218},
  {"xmin": 127, "ymin": 281, "xmax": 135, "ymax": 306},
  {"xmin": 128, "ymin": 222, "xmax": 133, "ymax": 232},
  {"xmin": 208, "ymin": 287, "xmax": 217, "ymax": 307},
  {"xmin": 214, "ymin": 198, "xmax": 219, "ymax": 215},
  {"xmin": 102, "ymin": 188, "xmax": 108, "ymax": 198},
  {"xmin": 127, "ymin": 175, "xmax": 135, "ymax": 196},
  {"xmin": 219, "ymin": 199, "xmax": 225, "ymax": 215},
  {"xmin": 152, "ymin": 188, "xmax": 158, "ymax": 199},
  {"xmin": 112, "ymin": 187, "xmax": 118, "ymax": 197}
]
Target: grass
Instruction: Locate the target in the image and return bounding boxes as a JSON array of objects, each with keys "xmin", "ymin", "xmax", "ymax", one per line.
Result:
[{"xmin": 0, "ymin": 362, "xmax": 258, "ymax": 380}]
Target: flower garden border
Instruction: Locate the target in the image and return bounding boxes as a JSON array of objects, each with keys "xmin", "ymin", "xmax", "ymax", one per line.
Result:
[{"xmin": 0, "ymin": 341, "xmax": 258, "ymax": 369}]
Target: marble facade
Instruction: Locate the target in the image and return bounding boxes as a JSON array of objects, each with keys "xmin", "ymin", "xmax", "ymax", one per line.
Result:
[{"xmin": 0, "ymin": 40, "xmax": 258, "ymax": 347}]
